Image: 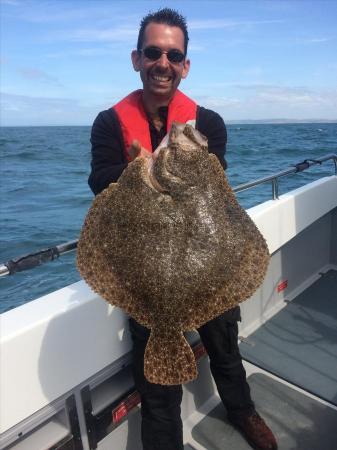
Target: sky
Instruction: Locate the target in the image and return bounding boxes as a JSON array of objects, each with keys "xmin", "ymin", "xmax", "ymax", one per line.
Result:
[{"xmin": 1, "ymin": 0, "xmax": 337, "ymax": 126}]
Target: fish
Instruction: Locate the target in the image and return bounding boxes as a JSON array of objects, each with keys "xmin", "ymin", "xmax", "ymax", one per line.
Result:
[{"xmin": 77, "ymin": 122, "xmax": 270, "ymax": 385}]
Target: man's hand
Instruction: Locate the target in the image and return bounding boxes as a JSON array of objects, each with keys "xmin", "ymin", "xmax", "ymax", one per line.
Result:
[{"xmin": 128, "ymin": 139, "xmax": 152, "ymax": 161}]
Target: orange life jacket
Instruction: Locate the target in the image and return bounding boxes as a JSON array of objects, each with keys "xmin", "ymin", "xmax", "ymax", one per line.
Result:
[{"xmin": 113, "ymin": 89, "xmax": 197, "ymax": 160}]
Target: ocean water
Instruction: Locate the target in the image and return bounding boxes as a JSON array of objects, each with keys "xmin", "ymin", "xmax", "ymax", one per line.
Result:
[{"xmin": 1, "ymin": 123, "xmax": 336, "ymax": 313}]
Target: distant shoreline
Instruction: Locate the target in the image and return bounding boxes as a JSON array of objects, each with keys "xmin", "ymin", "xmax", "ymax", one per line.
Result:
[
  {"xmin": 2, "ymin": 120, "xmax": 337, "ymax": 127},
  {"xmin": 227, "ymin": 119, "xmax": 337, "ymax": 124}
]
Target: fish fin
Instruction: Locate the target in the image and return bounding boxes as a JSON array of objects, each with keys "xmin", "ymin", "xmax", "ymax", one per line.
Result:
[{"xmin": 144, "ymin": 329, "xmax": 197, "ymax": 385}]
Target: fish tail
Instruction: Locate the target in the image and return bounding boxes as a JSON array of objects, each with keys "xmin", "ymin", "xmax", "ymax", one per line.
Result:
[{"xmin": 144, "ymin": 329, "xmax": 197, "ymax": 385}]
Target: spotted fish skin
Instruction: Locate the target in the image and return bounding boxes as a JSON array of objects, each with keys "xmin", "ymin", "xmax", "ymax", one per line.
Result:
[{"xmin": 77, "ymin": 122, "xmax": 270, "ymax": 385}]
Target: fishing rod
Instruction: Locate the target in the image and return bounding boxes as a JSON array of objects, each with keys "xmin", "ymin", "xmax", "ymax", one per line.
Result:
[
  {"xmin": 0, "ymin": 240, "xmax": 78, "ymax": 277},
  {"xmin": 1, "ymin": 153, "xmax": 336, "ymax": 278}
]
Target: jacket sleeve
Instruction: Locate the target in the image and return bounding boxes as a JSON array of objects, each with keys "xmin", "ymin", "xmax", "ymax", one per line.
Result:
[
  {"xmin": 196, "ymin": 107, "xmax": 228, "ymax": 170},
  {"xmin": 88, "ymin": 109, "xmax": 128, "ymax": 195}
]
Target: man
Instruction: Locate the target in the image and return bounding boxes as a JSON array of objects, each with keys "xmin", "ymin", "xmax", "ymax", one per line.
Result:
[{"xmin": 89, "ymin": 8, "xmax": 277, "ymax": 450}]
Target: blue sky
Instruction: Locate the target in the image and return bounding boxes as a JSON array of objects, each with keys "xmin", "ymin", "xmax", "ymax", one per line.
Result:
[{"xmin": 1, "ymin": 0, "xmax": 337, "ymax": 126}]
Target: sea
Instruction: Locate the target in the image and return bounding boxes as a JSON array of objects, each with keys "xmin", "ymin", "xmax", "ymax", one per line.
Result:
[{"xmin": 1, "ymin": 123, "xmax": 336, "ymax": 313}]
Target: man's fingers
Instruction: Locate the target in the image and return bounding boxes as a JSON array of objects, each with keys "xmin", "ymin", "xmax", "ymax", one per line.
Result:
[
  {"xmin": 128, "ymin": 140, "xmax": 151, "ymax": 161},
  {"xmin": 128, "ymin": 139, "xmax": 141, "ymax": 160},
  {"xmin": 139, "ymin": 147, "xmax": 152, "ymax": 158}
]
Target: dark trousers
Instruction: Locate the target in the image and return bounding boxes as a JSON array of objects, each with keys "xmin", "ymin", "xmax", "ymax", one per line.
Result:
[{"xmin": 129, "ymin": 309, "xmax": 254, "ymax": 450}]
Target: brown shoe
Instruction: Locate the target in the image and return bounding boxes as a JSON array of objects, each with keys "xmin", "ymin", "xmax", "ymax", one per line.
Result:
[{"xmin": 230, "ymin": 411, "xmax": 277, "ymax": 450}]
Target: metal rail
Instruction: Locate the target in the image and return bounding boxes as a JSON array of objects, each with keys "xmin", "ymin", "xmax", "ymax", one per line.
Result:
[
  {"xmin": 1, "ymin": 153, "xmax": 336, "ymax": 278},
  {"xmin": 233, "ymin": 153, "xmax": 337, "ymax": 199}
]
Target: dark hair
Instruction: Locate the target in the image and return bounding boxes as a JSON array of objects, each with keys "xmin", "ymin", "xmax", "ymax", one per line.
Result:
[{"xmin": 137, "ymin": 8, "xmax": 189, "ymax": 55}]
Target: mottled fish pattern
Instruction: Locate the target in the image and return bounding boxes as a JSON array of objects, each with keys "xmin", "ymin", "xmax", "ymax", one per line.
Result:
[{"xmin": 77, "ymin": 123, "xmax": 270, "ymax": 385}]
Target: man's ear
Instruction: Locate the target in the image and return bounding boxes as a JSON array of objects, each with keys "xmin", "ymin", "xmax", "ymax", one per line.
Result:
[
  {"xmin": 181, "ymin": 58, "xmax": 190, "ymax": 79},
  {"xmin": 131, "ymin": 50, "xmax": 141, "ymax": 72}
]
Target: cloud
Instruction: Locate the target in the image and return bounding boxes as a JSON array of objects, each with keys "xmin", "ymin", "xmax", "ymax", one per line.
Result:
[
  {"xmin": 188, "ymin": 18, "xmax": 282, "ymax": 30},
  {"xmin": 242, "ymin": 66, "xmax": 264, "ymax": 78},
  {"xmin": 191, "ymin": 85, "xmax": 337, "ymax": 120},
  {"xmin": 65, "ymin": 26, "xmax": 137, "ymax": 43},
  {"xmin": 18, "ymin": 67, "xmax": 62, "ymax": 86},
  {"xmin": 0, "ymin": 0, "xmax": 21, "ymax": 5},
  {"xmin": 252, "ymin": 86, "xmax": 315, "ymax": 104},
  {"xmin": 293, "ymin": 37, "xmax": 334, "ymax": 45},
  {"xmin": 0, "ymin": 92, "xmax": 108, "ymax": 126},
  {"xmin": 192, "ymin": 95, "xmax": 242, "ymax": 109},
  {"xmin": 2, "ymin": 91, "xmax": 72, "ymax": 109},
  {"xmin": 2, "ymin": 1, "xmax": 138, "ymax": 28},
  {"xmin": 188, "ymin": 44, "xmax": 206, "ymax": 53},
  {"xmin": 46, "ymin": 48, "xmax": 117, "ymax": 58},
  {"xmin": 233, "ymin": 84, "xmax": 336, "ymax": 105},
  {"xmin": 45, "ymin": 25, "xmax": 138, "ymax": 46}
]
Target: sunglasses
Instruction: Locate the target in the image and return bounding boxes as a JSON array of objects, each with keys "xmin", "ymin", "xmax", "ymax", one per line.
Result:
[{"xmin": 140, "ymin": 46, "xmax": 185, "ymax": 64}]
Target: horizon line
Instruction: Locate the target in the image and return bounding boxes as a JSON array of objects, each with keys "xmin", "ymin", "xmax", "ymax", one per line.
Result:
[{"xmin": 2, "ymin": 119, "xmax": 337, "ymax": 127}]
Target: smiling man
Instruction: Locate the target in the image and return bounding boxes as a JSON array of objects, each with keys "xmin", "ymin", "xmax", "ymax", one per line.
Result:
[
  {"xmin": 88, "ymin": 8, "xmax": 277, "ymax": 450},
  {"xmin": 132, "ymin": 21, "xmax": 190, "ymax": 107}
]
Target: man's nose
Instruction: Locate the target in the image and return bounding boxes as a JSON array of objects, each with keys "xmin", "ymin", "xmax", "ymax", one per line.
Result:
[{"xmin": 156, "ymin": 53, "xmax": 170, "ymax": 68}]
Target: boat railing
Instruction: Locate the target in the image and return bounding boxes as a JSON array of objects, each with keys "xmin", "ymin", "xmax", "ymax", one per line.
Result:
[
  {"xmin": 233, "ymin": 153, "xmax": 337, "ymax": 198},
  {"xmin": 1, "ymin": 153, "xmax": 336, "ymax": 278}
]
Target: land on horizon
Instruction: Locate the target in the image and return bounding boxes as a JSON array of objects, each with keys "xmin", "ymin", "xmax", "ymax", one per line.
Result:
[{"xmin": 226, "ymin": 119, "xmax": 337, "ymax": 124}]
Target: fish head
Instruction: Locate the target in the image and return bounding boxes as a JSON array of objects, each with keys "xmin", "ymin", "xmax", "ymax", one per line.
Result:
[{"xmin": 148, "ymin": 122, "xmax": 209, "ymax": 196}]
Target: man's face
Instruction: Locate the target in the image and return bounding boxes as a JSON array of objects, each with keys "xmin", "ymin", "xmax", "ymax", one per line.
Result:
[{"xmin": 132, "ymin": 23, "xmax": 190, "ymax": 103}]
